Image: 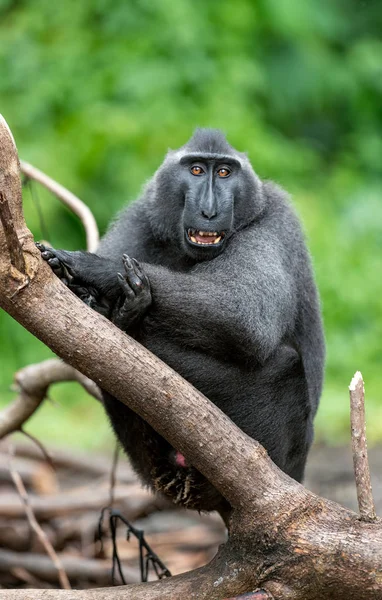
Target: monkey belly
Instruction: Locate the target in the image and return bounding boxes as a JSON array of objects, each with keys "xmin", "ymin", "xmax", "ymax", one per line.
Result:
[
  {"xmin": 102, "ymin": 342, "xmax": 311, "ymax": 511},
  {"xmin": 102, "ymin": 391, "xmax": 228, "ymax": 512},
  {"xmin": 139, "ymin": 335, "xmax": 313, "ymax": 478}
]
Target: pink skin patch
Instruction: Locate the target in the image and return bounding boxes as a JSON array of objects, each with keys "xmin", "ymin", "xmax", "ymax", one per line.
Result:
[{"xmin": 175, "ymin": 451, "xmax": 187, "ymax": 468}]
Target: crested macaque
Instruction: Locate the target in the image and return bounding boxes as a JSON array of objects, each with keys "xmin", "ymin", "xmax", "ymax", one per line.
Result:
[{"xmin": 38, "ymin": 129, "xmax": 325, "ymax": 517}]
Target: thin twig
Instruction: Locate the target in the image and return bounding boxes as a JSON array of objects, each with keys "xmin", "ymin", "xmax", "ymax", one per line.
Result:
[
  {"xmin": 8, "ymin": 448, "xmax": 71, "ymax": 589},
  {"xmin": 20, "ymin": 160, "xmax": 99, "ymax": 252},
  {"xmin": 20, "ymin": 429, "xmax": 55, "ymax": 471},
  {"xmin": 349, "ymin": 371, "xmax": 377, "ymax": 522},
  {"xmin": 109, "ymin": 443, "xmax": 119, "ymax": 507},
  {"xmin": 0, "ymin": 191, "xmax": 26, "ymax": 274}
]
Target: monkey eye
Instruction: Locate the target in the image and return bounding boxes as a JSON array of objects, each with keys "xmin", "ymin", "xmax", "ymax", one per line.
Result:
[
  {"xmin": 190, "ymin": 165, "xmax": 205, "ymax": 176},
  {"xmin": 217, "ymin": 167, "xmax": 231, "ymax": 178}
]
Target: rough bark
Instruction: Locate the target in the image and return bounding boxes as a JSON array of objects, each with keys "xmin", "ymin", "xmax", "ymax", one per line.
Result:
[
  {"xmin": 0, "ymin": 114, "xmax": 381, "ymax": 599},
  {"xmin": 349, "ymin": 371, "xmax": 377, "ymax": 522}
]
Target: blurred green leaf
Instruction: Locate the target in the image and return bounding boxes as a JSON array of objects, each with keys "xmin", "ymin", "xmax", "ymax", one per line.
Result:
[{"xmin": 0, "ymin": 0, "xmax": 381, "ymax": 447}]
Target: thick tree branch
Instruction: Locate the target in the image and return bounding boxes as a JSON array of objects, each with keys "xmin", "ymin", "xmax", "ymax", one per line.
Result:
[
  {"xmin": 0, "ymin": 191, "xmax": 26, "ymax": 274},
  {"xmin": 1, "ymin": 151, "xmax": 101, "ymax": 437},
  {"xmin": 0, "ymin": 115, "xmax": 381, "ymax": 599},
  {"xmin": 349, "ymin": 371, "xmax": 377, "ymax": 522}
]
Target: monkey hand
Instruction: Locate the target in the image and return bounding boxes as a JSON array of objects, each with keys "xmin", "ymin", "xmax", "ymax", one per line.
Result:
[
  {"xmin": 112, "ymin": 254, "xmax": 152, "ymax": 330},
  {"xmin": 36, "ymin": 243, "xmax": 111, "ymax": 317}
]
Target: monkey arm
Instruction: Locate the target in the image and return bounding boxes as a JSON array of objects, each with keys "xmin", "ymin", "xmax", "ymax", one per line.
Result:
[
  {"xmin": 36, "ymin": 246, "xmax": 152, "ymax": 331},
  {"xmin": 37, "ymin": 232, "xmax": 297, "ymax": 364},
  {"xmin": 141, "ymin": 254, "xmax": 297, "ymax": 363}
]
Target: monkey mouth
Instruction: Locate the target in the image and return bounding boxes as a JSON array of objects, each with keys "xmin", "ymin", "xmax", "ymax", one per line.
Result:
[{"xmin": 186, "ymin": 229, "xmax": 225, "ymax": 246}]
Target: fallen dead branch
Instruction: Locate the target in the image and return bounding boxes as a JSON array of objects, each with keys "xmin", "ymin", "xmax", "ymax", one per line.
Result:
[
  {"xmin": 0, "ymin": 359, "xmax": 102, "ymax": 440},
  {"xmin": 0, "ymin": 441, "xmax": 226, "ymax": 589},
  {"xmin": 2, "ymin": 439, "xmax": 134, "ymax": 482},
  {"xmin": 0, "ymin": 483, "xmax": 168, "ymax": 520},
  {"xmin": 0, "ymin": 550, "xmax": 137, "ymax": 586},
  {"xmin": 0, "ymin": 454, "xmax": 57, "ymax": 494}
]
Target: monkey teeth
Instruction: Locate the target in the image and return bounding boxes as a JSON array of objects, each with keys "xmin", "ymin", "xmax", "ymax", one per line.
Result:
[{"xmin": 188, "ymin": 229, "xmax": 224, "ymax": 245}]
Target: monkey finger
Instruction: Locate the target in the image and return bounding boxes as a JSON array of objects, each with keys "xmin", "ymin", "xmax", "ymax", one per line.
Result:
[
  {"xmin": 131, "ymin": 258, "xmax": 151, "ymax": 289},
  {"xmin": 122, "ymin": 254, "xmax": 134, "ymax": 271},
  {"xmin": 38, "ymin": 243, "xmax": 76, "ymax": 277},
  {"xmin": 123, "ymin": 254, "xmax": 149, "ymax": 289},
  {"xmin": 47, "ymin": 257, "xmax": 62, "ymax": 269},
  {"xmin": 121, "ymin": 259, "xmax": 145, "ymax": 293},
  {"xmin": 117, "ymin": 273, "xmax": 135, "ymax": 299},
  {"xmin": 125, "ymin": 272, "xmax": 145, "ymax": 294},
  {"xmin": 51, "ymin": 248, "xmax": 76, "ymax": 268},
  {"xmin": 48, "ymin": 259, "xmax": 69, "ymax": 281},
  {"xmin": 69, "ymin": 284, "xmax": 91, "ymax": 297},
  {"xmin": 39, "ymin": 250, "xmax": 71, "ymax": 282}
]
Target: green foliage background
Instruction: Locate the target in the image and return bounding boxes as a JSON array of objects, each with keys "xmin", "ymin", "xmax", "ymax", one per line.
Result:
[{"xmin": 0, "ymin": 0, "xmax": 381, "ymax": 449}]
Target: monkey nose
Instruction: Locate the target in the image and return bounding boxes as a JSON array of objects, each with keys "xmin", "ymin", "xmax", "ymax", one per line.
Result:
[{"xmin": 201, "ymin": 208, "xmax": 217, "ymax": 219}]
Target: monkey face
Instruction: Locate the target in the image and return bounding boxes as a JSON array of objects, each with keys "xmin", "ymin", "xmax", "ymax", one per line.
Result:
[
  {"xmin": 179, "ymin": 155, "xmax": 239, "ymax": 260},
  {"xmin": 151, "ymin": 130, "xmax": 264, "ymax": 261}
]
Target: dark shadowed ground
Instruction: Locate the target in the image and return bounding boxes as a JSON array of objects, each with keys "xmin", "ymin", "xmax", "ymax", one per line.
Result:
[{"xmin": 0, "ymin": 441, "xmax": 380, "ymax": 589}]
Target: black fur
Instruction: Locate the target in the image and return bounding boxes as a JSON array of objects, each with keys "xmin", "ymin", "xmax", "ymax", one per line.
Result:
[{"xmin": 38, "ymin": 129, "xmax": 325, "ymax": 514}]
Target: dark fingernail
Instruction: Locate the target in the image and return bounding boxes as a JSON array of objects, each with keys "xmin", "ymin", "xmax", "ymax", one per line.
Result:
[{"xmin": 123, "ymin": 255, "xmax": 133, "ymax": 269}]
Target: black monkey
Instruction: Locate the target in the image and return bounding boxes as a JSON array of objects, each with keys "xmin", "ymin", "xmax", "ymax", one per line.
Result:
[{"xmin": 38, "ymin": 129, "xmax": 325, "ymax": 517}]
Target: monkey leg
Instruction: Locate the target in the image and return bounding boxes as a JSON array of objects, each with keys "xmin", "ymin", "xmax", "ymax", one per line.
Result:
[
  {"xmin": 36, "ymin": 243, "xmax": 111, "ymax": 317},
  {"xmin": 112, "ymin": 254, "xmax": 152, "ymax": 330}
]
